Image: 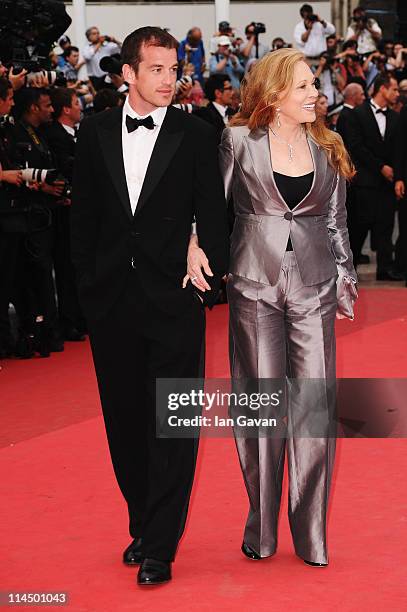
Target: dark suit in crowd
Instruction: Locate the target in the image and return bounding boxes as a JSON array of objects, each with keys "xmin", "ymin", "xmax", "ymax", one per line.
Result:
[
  {"xmin": 42, "ymin": 120, "xmax": 84, "ymax": 335},
  {"xmin": 394, "ymin": 104, "xmax": 407, "ymax": 277},
  {"xmin": 347, "ymin": 100, "xmax": 399, "ymax": 276},
  {"xmin": 71, "ymin": 105, "xmax": 229, "ymax": 561}
]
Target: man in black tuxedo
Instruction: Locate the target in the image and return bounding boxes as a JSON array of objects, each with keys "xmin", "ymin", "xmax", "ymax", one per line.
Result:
[
  {"xmin": 194, "ymin": 74, "xmax": 234, "ymax": 144},
  {"xmin": 71, "ymin": 27, "xmax": 229, "ymax": 586},
  {"xmin": 42, "ymin": 88, "xmax": 85, "ymax": 341},
  {"xmin": 336, "ymin": 82, "xmax": 366, "ymax": 265},
  {"xmin": 347, "ymin": 74, "xmax": 403, "ymax": 280}
]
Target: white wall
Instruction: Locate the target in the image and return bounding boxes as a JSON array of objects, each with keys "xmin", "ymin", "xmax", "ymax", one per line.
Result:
[{"xmin": 64, "ymin": 1, "xmax": 331, "ymax": 53}]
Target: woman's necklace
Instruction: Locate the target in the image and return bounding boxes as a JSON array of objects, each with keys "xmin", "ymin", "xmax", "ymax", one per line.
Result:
[{"xmin": 269, "ymin": 126, "xmax": 304, "ymax": 163}]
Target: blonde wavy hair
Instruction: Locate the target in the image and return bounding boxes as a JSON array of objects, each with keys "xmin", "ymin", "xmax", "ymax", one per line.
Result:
[{"xmin": 230, "ymin": 48, "xmax": 355, "ymax": 180}]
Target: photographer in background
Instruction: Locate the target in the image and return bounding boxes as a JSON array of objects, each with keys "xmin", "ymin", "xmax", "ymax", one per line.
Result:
[
  {"xmin": 10, "ymin": 87, "xmax": 66, "ymax": 356},
  {"xmin": 314, "ymin": 52, "xmax": 346, "ymax": 107},
  {"xmin": 42, "ymin": 88, "xmax": 85, "ymax": 341},
  {"xmin": 178, "ymin": 28, "xmax": 206, "ymax": 86},
  {"xmin": 345, "ymin": 6, "xmax": 382, "ymax": 56},
  {"xmin": 239, "ymin": 22, "xmax": 269, "ymax": 68},
  {"xmin": 82, "ymin": 26, "xmax": 122, "ymax": 91},
  {"xmin": 209, "ymin": 37, "xmax": 244, "ymax": 89},
  {"xmin": 60, "ymin": 46, "xmax": 84, "ymax": 82},
  {"xmin": 294, "ymin": 3, "xmax": 335, "ymax": 65},
  {"xmin": 0, "ymin": 78, "xmax": 24, "ymax": 359}
]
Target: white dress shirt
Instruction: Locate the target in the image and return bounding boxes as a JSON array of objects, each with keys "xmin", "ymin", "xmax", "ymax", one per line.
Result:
[
  {"xmin": 213, "ymin": 101, "xmax": 228, "ymax": 125},
  {"xmin": 61, "ymin": 123, "xmax": 77, "ymax": 141},
  {"xmin": 370, "ymin": 99, "xmax": 387, "ymax": 139},
  {"xmin": 122, "ymin": 96, "xmax": 167, "ymax": 215},
  {"xmin": 293, "ymin": 19, "xmax": 335, "ymax": 57},
  {"xmin": 82, "ymin": 41, "xmax": 121, "ymax": 77}
]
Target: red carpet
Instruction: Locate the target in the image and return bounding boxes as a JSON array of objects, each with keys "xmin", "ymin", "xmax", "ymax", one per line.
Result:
[{"xmin": 1, "ymin": 288, "xmax": 407, "ymax": 610}]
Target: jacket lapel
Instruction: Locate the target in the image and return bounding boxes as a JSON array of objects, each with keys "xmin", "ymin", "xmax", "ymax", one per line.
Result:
[
  {"xmin": 97, "ymin": 106, "xmax": 132, "ymax": 220},
  {"xmin": 243, "ymin": 128, "xmax": 324, "ymax": 211},
  {"xmin": 134, "ymin": 106, "xmax": 184, "ymax": 217}
]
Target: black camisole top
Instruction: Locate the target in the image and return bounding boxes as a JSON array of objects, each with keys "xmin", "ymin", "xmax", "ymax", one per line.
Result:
[{"xmin": 273, "ymin": 171, "xmax": 314, "ymax": 251}]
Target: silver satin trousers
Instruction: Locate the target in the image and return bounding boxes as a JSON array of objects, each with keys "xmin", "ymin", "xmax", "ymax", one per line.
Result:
[{"xmin": 227, "ymin": 252, "xmax": 337, "ymax": 564}]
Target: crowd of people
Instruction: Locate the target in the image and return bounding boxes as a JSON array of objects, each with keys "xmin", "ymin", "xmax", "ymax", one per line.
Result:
[{"xmin": 0, "ymin": 3, "xmax": 406, "ymax": 362}]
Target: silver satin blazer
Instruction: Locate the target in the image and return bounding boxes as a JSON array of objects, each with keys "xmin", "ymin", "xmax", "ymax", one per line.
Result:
[{"xmin": 219, "ymin": 125, "xmax": 357, "ymax": 287}]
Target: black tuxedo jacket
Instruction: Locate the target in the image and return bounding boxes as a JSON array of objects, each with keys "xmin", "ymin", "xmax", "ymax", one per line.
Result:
[
  {"xmin": 335, "ymin": 106, "xmax": 354, "ymax": 152},
  {"xmin": 71, "ymin": 105, "xmax": 229, "ymax": 322},
  {"xmin": 41, "ymin": 121, "xmax": 75, "ymax": 182},
  {"xmin": 193, "ymin": 102, "xmax": 227, "ymax": 144},
  {"xmin": 394, "ymin": 104, "xmax": 407, "ymax": 182},
  {"xmin": 347, "ymin": 100, "xmax": 399, "ymax": 189}
]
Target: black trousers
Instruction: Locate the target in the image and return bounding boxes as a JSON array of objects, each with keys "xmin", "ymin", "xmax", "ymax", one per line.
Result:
[
  {"xmin": 351, "ymin": 186, "xmax": 396, "ymax": 273},
  {"xmin": 88, "ymin": 269, "xmax": 205, "ymax": 561},
  {"xmin": 53, "ymin": 207, "xmax": 84, "ymax": 333},
  {"xmin": 395, "ymin": 198, "xmax": 407, "ymax": 276}
]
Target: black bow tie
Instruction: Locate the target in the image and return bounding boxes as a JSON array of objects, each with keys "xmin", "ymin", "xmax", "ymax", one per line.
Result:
[
  {"xmin": 126, "ymin": 114, "xmax": 155, "ymax": 133},
  {"xmin": 375, "ymin": 107, "xmax": 388, "ymax": 116}
]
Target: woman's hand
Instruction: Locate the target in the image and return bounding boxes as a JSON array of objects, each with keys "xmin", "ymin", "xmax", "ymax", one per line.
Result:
[{"xmin": 182, "ymin": 234, "xmax": 213, "ymax": 292}]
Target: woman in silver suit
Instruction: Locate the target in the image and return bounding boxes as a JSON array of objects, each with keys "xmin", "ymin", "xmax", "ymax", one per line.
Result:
[{"xmin": 185, "ymin": 48, "xmax": 357, "ymax": 566}]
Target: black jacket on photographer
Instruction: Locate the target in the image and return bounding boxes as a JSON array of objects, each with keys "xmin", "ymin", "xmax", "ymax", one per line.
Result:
[
  {"xmin": 10, "ymin": 119, "xmax": 59, "ymax": 211},
  {"xmin": 0, "ymin": 121, "xmax": 22, "ymax": 218},
  {"xmin": 41, "ymin": 121, "xmax": 75, "ymax": 183}
]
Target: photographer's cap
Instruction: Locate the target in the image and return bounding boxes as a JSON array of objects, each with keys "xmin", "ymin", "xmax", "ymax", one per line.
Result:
[{"xmin": 218, "ymin": 36, "xmax": 231, "ymax": 46}]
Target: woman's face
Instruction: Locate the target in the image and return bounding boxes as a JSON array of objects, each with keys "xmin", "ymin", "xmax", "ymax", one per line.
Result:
[
  {"xmin": 315, "ymin": 94, "xmax": 328, "ymax": 117},
  {"xmin": 277, "ymin": 60, "xmax": 318, "ymax": 125}
]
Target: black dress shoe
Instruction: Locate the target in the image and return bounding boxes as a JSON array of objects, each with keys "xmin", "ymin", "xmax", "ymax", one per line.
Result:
[
  {"xmin": 241, "ymin": 542, "xmax": 262, "ymax": 560},
  {"xmin": 64, "ymin": 327, "xmax": 86, "ymax": 342},
  {"xmin": 123, "ymin": 538, "xmax": 143, "ymax": 565},
  {"xmin": 376, "ymin": 270, "xmax": 405, "ymax": 281},
  {"xmin": 303, "ymin": 559, "xmax": 328, "ymax": 567},
  {"xmin": 137, "ymin": 558, "xmax": 171, "ymax": 585}
]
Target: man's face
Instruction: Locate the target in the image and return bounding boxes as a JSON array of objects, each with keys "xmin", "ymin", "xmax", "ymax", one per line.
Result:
[
  {"xmin": 353, "ymin": 85, "xmax": 366, "ymax": 107},
  {"xmin": 218, "ymin": 80, "xmax": 233, "ymax": 106},
  {"xmin": 89, "ymin": 28, "xmax": 100, "ymax": 43},
  {"xmin": 327, "ymin": 37, "xmax": 337, "ymax": 51},
  {"xmin": 66, "ymin": 94, "xmax": 82, "ymax": 124},
  {"xmin": 218, "ymin": 44, "xmax": 230, "ymax": 56},
  {"xmin": 67, "ymin": 51, "xmax": 79, "ymax": 67},
  {"xmin": 382, "ymin": 78, "xmax": 399, "ymax": 105},
  {"xmin": 189, "ymin": 28, "xmax": 202, "ymax": 44},
  {"xmin": 36, "ymin": 94, "xmax": 54, "ymax": 124},
  {"xmin": 0, "ymin": 88, "xmax": 14, "ymax": 116},
  {"xmin": 123, "ymin": 44, "xmax": 178, "ymax": 109},
  {"xmin": 246, "ymin": 25, "xmax": 255, "ymax": 39}
]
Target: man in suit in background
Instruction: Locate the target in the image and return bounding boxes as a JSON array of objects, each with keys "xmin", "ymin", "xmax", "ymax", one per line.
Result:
[
  {"xmin": 194, "ymin": 74, "xmax": 234, "ymax": 144},
  {"xmin": 71, "ymin": 27, "xmax": 229, "ymax": 586},
  {"xmin": 43, "ymin": 88, "xmax": 86, "ymax": 341},
  {"xmin": 336, "ymin": 82, "xmax": 366, "ymax": 264},
  {"xmin": 394, "ymin": 102, "xmax": 407, "ymax": 285},
  {"xmin": 347, "ymin": 73, "xmax": 403, "ymax": 280}
]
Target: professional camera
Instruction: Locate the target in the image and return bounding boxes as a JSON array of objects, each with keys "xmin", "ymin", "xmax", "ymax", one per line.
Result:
[
  {"xmin": 99, "ymin": 54, "xmax": 123, "ymax": 76},
  {"xmin": 175, "ymin": 75, "xmax": 194, "ymax": 94},
  {"xmin": 21, "ymin": 168, "xmax": 71, "ymax": 198},
  {"xmin": 250, "ymin": 22, "xmax": 266, "ymax": 36},
  {"xmin": 308, "ymin": 15, "xmax": 319, "ymax": 23},
  {"xmin": 0, "ymin": 0, "xmax": 71, "ymax": 85}
]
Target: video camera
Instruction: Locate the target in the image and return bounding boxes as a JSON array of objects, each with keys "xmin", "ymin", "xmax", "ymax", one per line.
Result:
[{"xmin": 250, "ymin": 22, "xmax": 266, "ymax": 36}]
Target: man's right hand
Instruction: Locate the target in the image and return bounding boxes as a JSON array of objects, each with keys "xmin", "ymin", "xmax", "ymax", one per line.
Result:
[
  {"xmin": 395, "ymin": 180, "xmax": 405, "ymax": 199},
  {"xmin": 381, "ymin": 165, "xmax": 394, "ymax": 182},
  {"xmin": 0, "ymin": 169, "xmax": 23, "ymax": 186}
]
